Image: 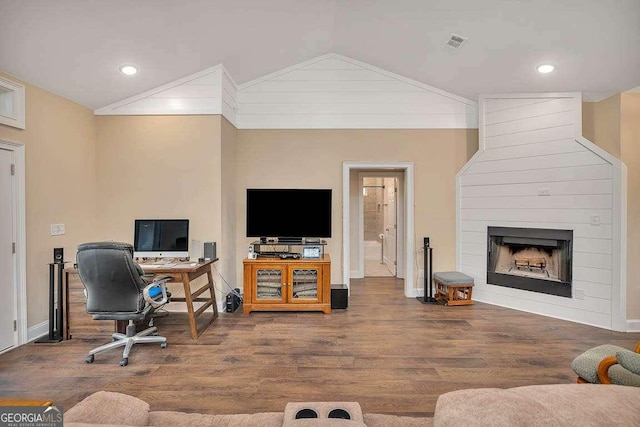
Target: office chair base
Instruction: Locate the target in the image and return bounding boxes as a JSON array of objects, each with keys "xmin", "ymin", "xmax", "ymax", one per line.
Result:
[{"xmin": 85, "ymin": 325, "xmax": 167, "ymax": 366}]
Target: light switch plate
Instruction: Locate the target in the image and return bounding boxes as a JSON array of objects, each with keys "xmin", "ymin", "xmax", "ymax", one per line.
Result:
[{"xmin": 50, "ymin": 224, "xmax": 65, "ymax": 236}]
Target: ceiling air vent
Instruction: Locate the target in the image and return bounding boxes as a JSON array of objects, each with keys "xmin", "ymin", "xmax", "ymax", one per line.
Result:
[{"xmin": 444, "ymin": 33, "xmax": 468, "ymax": 52}]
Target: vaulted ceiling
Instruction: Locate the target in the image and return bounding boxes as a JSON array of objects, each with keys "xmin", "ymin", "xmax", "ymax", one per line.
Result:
[{"xmin": 1, "ymin": 0, "xmax": 639, "ymax": 110}]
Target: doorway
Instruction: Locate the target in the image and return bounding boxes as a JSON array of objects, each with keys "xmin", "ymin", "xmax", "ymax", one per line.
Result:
[
  {"xmin": 362, "ymin": 176, "xmax": 397, "ymax": 277},
  {"xmin": 342, "ymin": 162, "xmax": 416, "ymax": 298}
]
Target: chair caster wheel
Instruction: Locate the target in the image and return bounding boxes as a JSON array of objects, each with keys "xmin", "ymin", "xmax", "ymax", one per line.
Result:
[
  {"xmin": 161, "ymin": 342, "xmax": 167, "ymax": 349},
  {"xmin": 85, "ymin": 355, "xmax": 94, "ymax": 363},
  {"xmin": 119, "ymin": 358, "xmax": 128, "ymax": 367}
]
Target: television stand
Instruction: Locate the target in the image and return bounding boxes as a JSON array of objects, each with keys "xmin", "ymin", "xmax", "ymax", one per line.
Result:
[{"xmin": 243, "ymin": 255, "xmax": 331, "ymax": 314}]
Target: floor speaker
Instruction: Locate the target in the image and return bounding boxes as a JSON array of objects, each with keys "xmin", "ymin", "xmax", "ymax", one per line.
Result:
[{"xmin": 53, "ymin": 247, "xmax": 64, "ymax": 264}]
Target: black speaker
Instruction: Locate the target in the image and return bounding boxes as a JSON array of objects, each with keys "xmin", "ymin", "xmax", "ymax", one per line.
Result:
[
  {"xmin": 204, "ymin": 242, "xmax": 216, "ymax": 261},
  {"xmin": 331, "ymin": 284, "xmax": 348, "ymax": 309},
  {"xmin": 53, "ymin": 247, "xmax": 64, "ymax": 264}
]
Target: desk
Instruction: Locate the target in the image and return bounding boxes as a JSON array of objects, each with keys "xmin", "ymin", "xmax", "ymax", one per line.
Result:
[{"xmin": 139, "ymin": 260, "xmax": 218, "ymax": 339}]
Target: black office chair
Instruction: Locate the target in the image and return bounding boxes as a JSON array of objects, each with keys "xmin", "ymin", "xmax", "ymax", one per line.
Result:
[{"xmin": 76, "ymin": 242, "xmax": 171, "ymax": 366}]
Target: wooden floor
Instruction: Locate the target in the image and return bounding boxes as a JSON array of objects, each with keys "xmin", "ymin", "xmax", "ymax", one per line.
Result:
[{"xmin": 1, "ymin": 277, "xmax": 639, "ymax": 417}]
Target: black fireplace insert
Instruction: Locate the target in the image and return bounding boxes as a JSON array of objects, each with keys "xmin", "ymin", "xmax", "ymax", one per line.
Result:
[{"xmin": 487, "ymin": 227, "xmax": 573, "ymax": 298}]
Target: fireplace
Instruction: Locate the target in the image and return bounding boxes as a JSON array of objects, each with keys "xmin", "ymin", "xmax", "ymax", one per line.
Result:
[{"xmin": 487, "ymin": 227, "xmax": 573, "ymax": 298}]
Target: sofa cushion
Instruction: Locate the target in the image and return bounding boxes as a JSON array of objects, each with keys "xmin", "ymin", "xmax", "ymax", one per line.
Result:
[
  {"xmin": 363, "ymin": 414, "xmax": 433, "ymax": 427},
  {"xmin": 433, "ymin": 383, "xmax": 640, "ymax": 427},
  {"xmin": 148, "ymin": 410, "xmax": 283, "ymax": 427},
  {"xmin": 433, "ymin": 272, "xmax": 474, "ymax": 285},
  {"xmin": 64, "ymin": 391, "xmax": 149, "ymax": 426}
]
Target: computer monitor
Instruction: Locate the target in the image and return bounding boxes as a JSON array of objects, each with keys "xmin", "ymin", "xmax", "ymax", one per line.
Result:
[{"xmin": 133, "ymin": 219, "xmax": 189, "ymax": 258}]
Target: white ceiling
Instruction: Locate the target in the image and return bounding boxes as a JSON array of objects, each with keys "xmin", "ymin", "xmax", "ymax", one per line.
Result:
[{"xmin": 1, "ymin": 0, "xmax": 639, "ymax": 110}]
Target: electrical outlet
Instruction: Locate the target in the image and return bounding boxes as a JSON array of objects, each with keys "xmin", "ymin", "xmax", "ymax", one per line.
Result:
[
  {"xmin": 538, "ymin": 188, "xmax": 551, "ymax": 196},
  {"xmin": 418, "ymin": 269, "xmax": 424, "ymax": 278},
  {"xmin": 574, "ymin": 288, "xmax": 585, "ymax": 300},
  {"xmin": 590, "ymin": 214, "xmax": 601, "ymax": 226},
  {"xmin": 50, "ymin": 224, "xmax": 65, "ymax": 236}
]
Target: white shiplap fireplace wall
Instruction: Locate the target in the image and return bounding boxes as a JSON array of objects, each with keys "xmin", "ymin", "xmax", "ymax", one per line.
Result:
[{"xmin": 457, "ymin": 93, "xmax": 627, "ymax": 331}]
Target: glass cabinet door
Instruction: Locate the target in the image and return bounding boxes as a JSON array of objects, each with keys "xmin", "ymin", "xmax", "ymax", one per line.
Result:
[
  {"xmin": 254, "ymin": 267, "xmax": 286, "ymax": 303},
  {"xmin": 288, "ymin": 267, "xmax": 320, "ymax": 303}
]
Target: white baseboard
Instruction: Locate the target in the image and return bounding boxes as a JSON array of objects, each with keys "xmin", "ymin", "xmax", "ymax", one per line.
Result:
[
  {"xmin": 626, "ymin": 319, "xmax": 640, "ymax": 332},
  {"xmin": 28, "ymin": 321, "xmax": 49, "ymax": 342}
]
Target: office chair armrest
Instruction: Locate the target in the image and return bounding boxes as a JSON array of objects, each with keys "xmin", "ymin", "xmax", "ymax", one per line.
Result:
[
  {"xmin": 143, "ymin": 275, "xmax": 172, "ymax": 308},
  {"xmin": 597, "ymin": 355, "xmax": 619, "ymax": 384}
]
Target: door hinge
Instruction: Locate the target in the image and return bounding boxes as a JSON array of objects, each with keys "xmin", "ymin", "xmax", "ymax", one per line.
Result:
[
  {"xmin": 10, "ymin": 164, "xmax": 15, "ymax": 175},
  {"xmin": 12, "ymin": 242, "xmax": 16, "ymax": 254},
  {"xmin": 13, "ymin": 320, "xmax": 17, "ymax": 331}
]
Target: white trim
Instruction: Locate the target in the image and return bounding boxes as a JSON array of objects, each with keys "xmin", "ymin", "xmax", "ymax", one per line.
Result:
[
  {"xmin": 94, "ymin": 64, "xmax": 224, "ymax": 115},
  {"xmin": 0, "ymin": 140, "xmax": 27, "ymax": 346},
  {"xmin": 27, "ymin": 321, "xmax": 48, "ymax": 343},
  {"xmin": 0, "ymin": 76, "xmax": 26, "ymax": 129},
  {"xmin": 239, "ymin": 53, "xmax": 476, "ymax": 106},
  {"xmin": 472, "ymin": 296, "xmax": 620, "ymax": 331},
  {"xmin": 343, "ymin": 162, "xmax": 415, "ymax": 297},
  {"xmin": 627, "ymin": 319, "xmax": 640, "ymax": 332},
  {"xmin": 220, "ymin": 64, "xmax": 238, "ymax": 126},
  {"xmin": 612, "ymin": 163, "xmax": 627, "ymax": 331}
]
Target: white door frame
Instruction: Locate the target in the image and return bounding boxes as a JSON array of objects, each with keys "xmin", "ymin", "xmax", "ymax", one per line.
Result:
[
  {"xmin": 343, "ymin": 162, "xmax": 415, "ymax": 297},
  {"xmin": 0, "ymin": 139, "xmax": 27, "ymax": 349}
]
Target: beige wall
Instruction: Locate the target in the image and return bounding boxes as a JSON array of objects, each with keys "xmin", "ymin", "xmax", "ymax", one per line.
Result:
[
  {"xmin": 582, "ymin": 95, "xmax": 621, "ymax": 158},
  {"xmin": 235, "ymin": 129, "xmax": 478, "ymax": 288},
  {"xmin": 584, "ymin": 95, "xmax": 640, "ymax": 320},
  {"xmin": 621, "ymin": 93, "xmax": 640, "ymax": 318},
  {"xmin": 95, "ymin": 115, "xmax": 225, "ymax": 303},
  {"xmin": 0, "ymin": 72, "xmax": 97, "ymax": 328}
]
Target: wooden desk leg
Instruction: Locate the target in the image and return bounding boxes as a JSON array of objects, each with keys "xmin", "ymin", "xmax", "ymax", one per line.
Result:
[
  {"xmin": 207, "ymin": 268, "xmax": 219, "ymax": 318},
  {"xmin": 181, "ymin": 272, "xmax": 199, "ymax": 340}
]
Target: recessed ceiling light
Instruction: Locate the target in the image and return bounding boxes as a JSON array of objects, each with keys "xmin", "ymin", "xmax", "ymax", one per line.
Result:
[
  {"xmin": 119, "ymin": 65, "xmax": 138, "ymax": 76},
  {"xmin": 536, "ymin": 64, "xmax": 555, "ymax": 74}
]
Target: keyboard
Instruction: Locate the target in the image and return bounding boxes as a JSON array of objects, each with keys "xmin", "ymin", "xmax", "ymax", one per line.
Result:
[{"xmin": 142, "ymin": 263, "xmax": 176, "ymax": 268}]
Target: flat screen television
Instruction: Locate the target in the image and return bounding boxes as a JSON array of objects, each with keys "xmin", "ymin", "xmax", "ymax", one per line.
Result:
[
  {"xmin": 134, "ymin": 219, "xmax": 189, "ymax": 258},
  {"xmin": 246, "ymin": 189, "xmax": 332, "ymax": 242}
]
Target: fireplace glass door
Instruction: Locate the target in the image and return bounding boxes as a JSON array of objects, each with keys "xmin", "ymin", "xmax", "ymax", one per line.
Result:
[{"xmin": 487, "ymin": 227, "xmax": 572, "ymax": 298}]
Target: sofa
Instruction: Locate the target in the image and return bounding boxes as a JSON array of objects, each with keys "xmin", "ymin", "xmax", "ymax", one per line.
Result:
[{"xmin": 64, "ymin": 384, "xmax": 640, "ymax": 426}]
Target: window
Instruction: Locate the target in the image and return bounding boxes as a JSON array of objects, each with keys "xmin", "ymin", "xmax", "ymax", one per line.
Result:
[{"xmin": 0, "ymin": 76, "xmax": 25, "ymax": 129}]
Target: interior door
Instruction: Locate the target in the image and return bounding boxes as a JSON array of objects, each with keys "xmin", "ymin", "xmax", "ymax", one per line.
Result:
[
  {"xmin": 0, "ymin": 148, "xmax": 15, "ymax": 352},
  {"xmin": 383, "ymin": 178, "xmax": 397, "ymax": 276}
]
